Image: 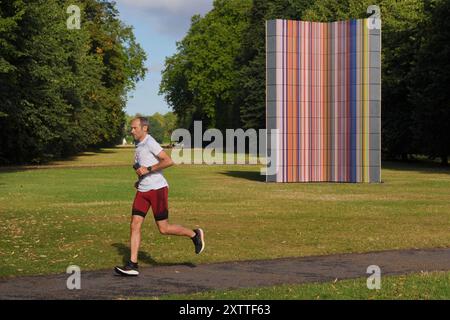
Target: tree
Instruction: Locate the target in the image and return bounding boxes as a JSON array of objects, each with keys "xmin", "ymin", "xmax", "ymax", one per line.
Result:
[
  {"xmin": 160, "ymin": 0, "xmax": 252, "ymax": 132},
  {"xmin": 411, "ymin": 0, "xmax": 450, "ymax": 165},
  {"xmin": 159, "ymin": 49, "xmax": 195, "ymax": 130},
  {"xmin": 163, "ymin": 112, "xmax": 177, "ymax": 143},
  {"xmin": 0, "ymin": 0, "xmax": 25, "ymax": 163},
  {"xmin": 0, "ymin": 0, "xmax": 146, "ymax": 164}
]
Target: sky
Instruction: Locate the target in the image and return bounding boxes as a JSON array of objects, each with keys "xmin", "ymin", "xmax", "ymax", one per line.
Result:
[{"xmin": 115, "ymin": 0, "xmax": 214, "ymax": 116}]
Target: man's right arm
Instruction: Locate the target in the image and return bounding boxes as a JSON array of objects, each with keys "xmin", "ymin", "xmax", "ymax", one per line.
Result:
[{"xmin": 135, "ymin": 150, "xmax": 173, "ymax": 177}]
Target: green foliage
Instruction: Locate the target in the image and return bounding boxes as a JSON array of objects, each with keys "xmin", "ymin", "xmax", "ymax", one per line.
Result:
[
  {"xmin": 160, "ymin": 0, "xmax": 252, "ymax": 131},
  {"xmin": 410, "ymin": 0, "xmax": 450, "ymax": 165},
  {"xmin": 0, "ymin": 0, "xmax": 146, "ymax": 164}
]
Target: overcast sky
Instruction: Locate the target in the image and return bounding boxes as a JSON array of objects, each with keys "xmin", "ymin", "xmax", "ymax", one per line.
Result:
[{"xmin": 115, "ymin": 0, "xmax": 213, "ymax": 116}]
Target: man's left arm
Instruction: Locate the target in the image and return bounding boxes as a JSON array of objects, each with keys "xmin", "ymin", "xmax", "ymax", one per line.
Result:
[{"xmin": 136, "ymin": 150, "xmax": 174, "ymax": 177}]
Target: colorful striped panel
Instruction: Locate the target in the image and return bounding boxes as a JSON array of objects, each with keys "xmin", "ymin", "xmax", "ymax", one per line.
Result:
[{"xmin": 266, "ymin": 19, "xmax": 381, "ymax": 183}]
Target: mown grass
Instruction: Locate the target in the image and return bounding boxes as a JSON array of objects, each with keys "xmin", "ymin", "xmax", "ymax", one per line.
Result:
[
  {"xmin": 149, "ymin": 271, "xmax": 450, "ymax": 300},
  {"xmin": 0, "ymin": 147, "xmax": 449, "ymax": 278}
]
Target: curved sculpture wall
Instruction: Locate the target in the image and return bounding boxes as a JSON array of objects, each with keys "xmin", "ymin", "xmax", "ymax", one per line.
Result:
[{"xmin": 266, "ymin": 19, "xmax": 381, "ymax": 183}]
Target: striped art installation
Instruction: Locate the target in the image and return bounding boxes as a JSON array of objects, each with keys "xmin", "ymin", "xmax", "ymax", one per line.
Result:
[{"xmin": 266, "ymin": 18, "xmax": 381, "ymax": 183}]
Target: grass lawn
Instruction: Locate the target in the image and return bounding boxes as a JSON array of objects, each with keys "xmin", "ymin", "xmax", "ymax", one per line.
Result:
[
  {"xmin": 0, "ymin": 147, "xmax": 449, "ymax": 279},
  {"xmin": 149, "ymin": 271, "xmax": 450, "ymax": 300}
]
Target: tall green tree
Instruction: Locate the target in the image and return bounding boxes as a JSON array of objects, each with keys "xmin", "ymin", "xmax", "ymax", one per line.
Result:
[
  {"xmin": 83, "ymin": 0, "xmax": 146, "ymax": 146},
  {"xmin": 0, "ymin": 0, "xmax": 146, "ymax": 164},
  {"xmin": 0, "ymin": 0, "xmax": 24, "ymax": 124},
  {"xmin": 411, "ymin": 0, "xmax": 450, "ymax": 165},
  {"xmin": 160, "ymin": 0, "xmax": 252, "ymax": 132},
  {"xmin": 159, "ymin": 49, "xmax": 195, "ymax": 130},
  {"xmin": 1, "ymin": 0, "xmax": 80, "ymax": 163}
]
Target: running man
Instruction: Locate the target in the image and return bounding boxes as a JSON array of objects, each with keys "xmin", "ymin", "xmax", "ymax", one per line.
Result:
[{"xmin": 115, "ymin": 117, "xmax": 204, "ymax": 276}]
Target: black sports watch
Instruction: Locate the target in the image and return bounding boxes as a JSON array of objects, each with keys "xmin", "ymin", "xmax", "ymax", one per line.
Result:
[{"xmin": 147, "ymin": 166, "xmax": 152, "ymax": 172}]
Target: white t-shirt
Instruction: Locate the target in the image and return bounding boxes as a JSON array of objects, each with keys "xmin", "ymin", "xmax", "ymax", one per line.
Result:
[{"xmin": 134, "ymin": 134, "xmax": 169, "ymax": 192}]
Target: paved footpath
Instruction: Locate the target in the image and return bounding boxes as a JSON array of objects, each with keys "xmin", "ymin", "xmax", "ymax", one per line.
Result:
[{"xmin": 1, "ymin": 248, "xmax": 449, "ymax": 299}]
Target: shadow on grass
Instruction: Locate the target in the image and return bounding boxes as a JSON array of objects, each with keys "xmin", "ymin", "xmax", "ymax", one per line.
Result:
[
  {"xmin": 220, "ymin": 170, "xmax": 266, "ymax": 182},
  {"xmin": 85, "ymin": 148, "xmax": 117, "ymax": 154},
  {"xmin": 382, "ymin": 160, "xmax": 450, "ymax": 175},
  {"xmin": 43, "ymin": 148, "xmax": 118, "ymax": 162},
  {"xmin": 220, "ymin": 162, "xmax": 449, "ymax": 183},
  {"xmin": 111, "ymin": 243, "xmax": 196, "ymax": 268},
  {"xmin": 0, "ymin": 148, "xmax": 123, "ymax": 174}
]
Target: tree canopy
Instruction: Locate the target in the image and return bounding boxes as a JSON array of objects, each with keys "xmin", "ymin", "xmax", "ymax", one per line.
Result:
[{"xmin": 0, "ymin": 0, "xmax": 146, "ymax": 164}]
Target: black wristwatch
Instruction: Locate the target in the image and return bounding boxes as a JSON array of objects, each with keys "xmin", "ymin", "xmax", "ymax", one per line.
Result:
[{"xmin": 147, "ymin": 166, "xmax": 152, "ymax": 172}]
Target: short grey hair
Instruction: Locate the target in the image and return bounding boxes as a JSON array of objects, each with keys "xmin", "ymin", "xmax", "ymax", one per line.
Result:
[{"xmin": 133, "ymin": 117, "xmax": 149, "ymax": 131}]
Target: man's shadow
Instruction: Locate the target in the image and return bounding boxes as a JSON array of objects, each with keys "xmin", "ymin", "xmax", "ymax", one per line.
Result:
[{"xmin": 111, "ymin": 243, "xmax": 197, "ymax": 268}]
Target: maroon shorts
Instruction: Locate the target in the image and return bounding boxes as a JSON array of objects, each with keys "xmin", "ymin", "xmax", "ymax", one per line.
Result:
[{"xmin": 132, "ymin": 187, "xmax": 169, "ymax": 221}]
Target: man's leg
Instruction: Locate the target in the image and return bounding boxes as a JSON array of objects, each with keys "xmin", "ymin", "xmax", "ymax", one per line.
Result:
[
  {"xmin": 115, "ymin": 214, "xmax": 144, "ymax": 276},
  {"xmin": 156, "ymin": 219, "xmax": 205, "ymax": 254},
  {"xmin": 155, "ymin": 219, "xmax": 195, "ymax": 237},
  {"xmin": 115, "ymin": 191, "xmax": 148, "ymax": 276},
  {"xmin": 152, "ymin": 187, "xmax": 204, "ymax": 254},
  {"xmin": 130, "ymin": 215, "xmax": 145, "ymax": 263}
]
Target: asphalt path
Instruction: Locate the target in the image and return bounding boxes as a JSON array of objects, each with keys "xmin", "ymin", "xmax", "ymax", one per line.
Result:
[{"xmin": 1, "ymin": 248, "xmax": 449, "ymax": 299}]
